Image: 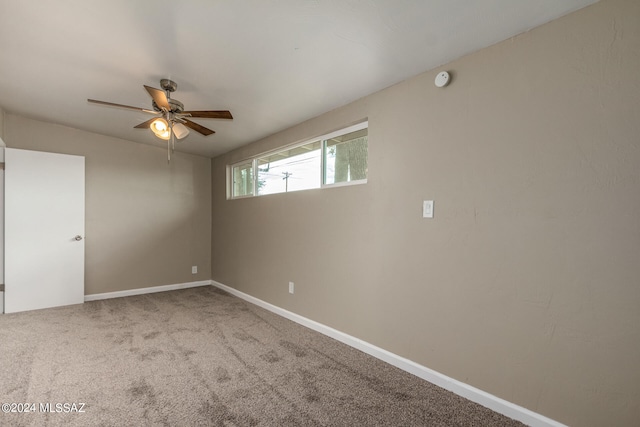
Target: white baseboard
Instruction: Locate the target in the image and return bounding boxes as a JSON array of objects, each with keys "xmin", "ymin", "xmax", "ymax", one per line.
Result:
[
  {"xmin": 211, "ymin": 280, "xmax": 566, "ymax": 427},
  {"xmin": 84, "ymin": 280, "xmax": 211, "ymax": 302}
]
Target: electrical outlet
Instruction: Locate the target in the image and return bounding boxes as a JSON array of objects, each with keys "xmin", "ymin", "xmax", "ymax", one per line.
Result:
[
  {"xmin": 192, "ymin": 266, "xmax": 198, "ymax": 274},
  {"xmin": 289, "ymin": 282, "xmax": 294, "ymax": 294}
]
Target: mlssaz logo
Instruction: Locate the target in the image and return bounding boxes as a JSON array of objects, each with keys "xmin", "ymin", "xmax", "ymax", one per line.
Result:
[{"xmin": 39, "ymin": 403, "xmax": 86, "ymax": 413}]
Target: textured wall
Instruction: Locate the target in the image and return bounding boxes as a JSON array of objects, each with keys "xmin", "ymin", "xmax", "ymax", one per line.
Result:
[
  {"xmin": 211, "ymin": 0, "xmax": 640, "ymax": 425},
  {"xmin": 5, "ymin": 115, "xmax": 212, "ymax": 295}
]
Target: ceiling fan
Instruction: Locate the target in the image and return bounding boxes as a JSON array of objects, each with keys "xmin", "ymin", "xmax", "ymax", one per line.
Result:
[{"xmin": 88, "ymin": 79, "xmax": 232, "ymax": 161}]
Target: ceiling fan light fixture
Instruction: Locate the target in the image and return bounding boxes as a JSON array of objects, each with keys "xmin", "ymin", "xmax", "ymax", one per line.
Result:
[
  {"xmin": 89, "ymin": 80, "xmax": 233, "ymax": 152},
  {"xmin": 173, "ymin": 123, "xmax": 190, "ymax": 140},
  {"xmin": 150, "ymin": 118, "xmax": 171, "ymax": 140}
]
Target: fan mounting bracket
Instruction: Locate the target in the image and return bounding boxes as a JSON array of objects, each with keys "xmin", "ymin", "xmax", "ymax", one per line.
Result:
[{"xmin": 160, "ymin": 79, "xmax": 178, "ymax": 93}]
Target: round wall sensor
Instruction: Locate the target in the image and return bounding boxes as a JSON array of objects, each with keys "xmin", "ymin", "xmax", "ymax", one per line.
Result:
[{"xmin": 435, "ymin": 71, "xmax": 450, "ymax": 88}]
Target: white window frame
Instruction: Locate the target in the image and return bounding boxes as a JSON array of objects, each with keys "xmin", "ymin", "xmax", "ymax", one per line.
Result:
[
  {"xmin": 228, "ymin": 120, "xmax": 368, "ymax": 200},
  {"xmin": 320, "ymin": 121, "xmax": 368, "ymax": 189},
  {"xmin": 228, "ymin": 161, "xmax": 254, "ymax": 199}
]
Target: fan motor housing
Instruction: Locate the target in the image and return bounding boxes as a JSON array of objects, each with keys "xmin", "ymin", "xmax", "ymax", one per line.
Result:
[{"xmin": 152, "ymin": 99, "xmax": 184, "ymax": 113}]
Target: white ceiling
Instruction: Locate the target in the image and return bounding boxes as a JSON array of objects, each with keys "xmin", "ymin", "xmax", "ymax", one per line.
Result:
[{"xmin": 0, "ymin": 0, "xmax": 597, "ymax": 158}]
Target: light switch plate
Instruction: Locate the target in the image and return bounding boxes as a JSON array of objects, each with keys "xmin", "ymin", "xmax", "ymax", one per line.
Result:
[{"xmin": 423, "ymin": 200, "xmax": 434, "ymax": 218}]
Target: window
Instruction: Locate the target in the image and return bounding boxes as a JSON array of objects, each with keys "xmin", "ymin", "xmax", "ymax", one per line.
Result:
[
  {"xmin": 258, "ymin": 140, "xmax": 321, "ymax": 195},
  {"xmin": 232, "ymin": 161, "xmax": 253, "ymax": 198},
  {"xmin": 229, "ymin": 121, "xmax": 367, "ymax": 199},
  {"xmin": 323, "ymin": 126, "xmax": 368, "ymax": 186}
]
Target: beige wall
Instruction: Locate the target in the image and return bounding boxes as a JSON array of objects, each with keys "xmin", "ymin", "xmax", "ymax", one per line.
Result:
[
  {"xmin": 211, "ymin": 0, "xmax": 640, "ymax": 425},
  {"xmin": 5, "ymin": 114, "xmax": 212, "ymax": 295}
]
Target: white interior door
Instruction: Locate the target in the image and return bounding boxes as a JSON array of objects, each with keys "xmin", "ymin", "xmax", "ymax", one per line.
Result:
[{"xmin": 4, "ymin": 148, "xmax": 85, "ymax": 313}]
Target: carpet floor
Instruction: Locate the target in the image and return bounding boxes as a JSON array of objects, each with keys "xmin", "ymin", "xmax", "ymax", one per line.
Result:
[{"xmin": 0, "ymin": 286, "xmax": 524, "ymax": 426}]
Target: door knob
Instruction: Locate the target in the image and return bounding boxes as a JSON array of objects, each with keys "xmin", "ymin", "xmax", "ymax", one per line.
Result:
[{"xmin": 74, "ymin": 235, "xmax": 83, "ymax": 241}]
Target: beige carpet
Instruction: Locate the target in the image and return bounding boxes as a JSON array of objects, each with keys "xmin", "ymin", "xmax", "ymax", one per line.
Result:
[{"xmin": 0, "ymin": 286, "xmax": 524, "ymax": 426}]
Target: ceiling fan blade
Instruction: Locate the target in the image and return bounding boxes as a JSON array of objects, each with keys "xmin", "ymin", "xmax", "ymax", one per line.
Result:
[
  {"xmin": 134, "ymin": 118, "xmax": 159, "ymax": 129},
  {"xmin": 143, "ymin": 85, "xmax": 170, "ymax": 110},
  {"xmin": 183, "ymin": 119, "xmax": 215, "ymax": 136},
  {"xmin": 182, "ymin": 110, "xmax": 233, "ymax": 119},
  {"xmin": 88, "ymin": 99, "xmax": 156, "ymax": 114}
]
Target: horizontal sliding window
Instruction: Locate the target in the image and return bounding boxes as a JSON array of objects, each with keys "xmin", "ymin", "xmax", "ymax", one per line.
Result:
[
  {"xmin": 258, "ymin": 140, "xmax": 321, "ymax": 195},
  {"xmin": 228, "ymin": 121, "xmax": 368, "ymax": 199},
  {"xmin": 232, "ymin": 161, "xmax": 253, "ymax": 198},
  {"xmin": 324, "ymin": 126, "xmax": 368, "ymax": 186}
]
